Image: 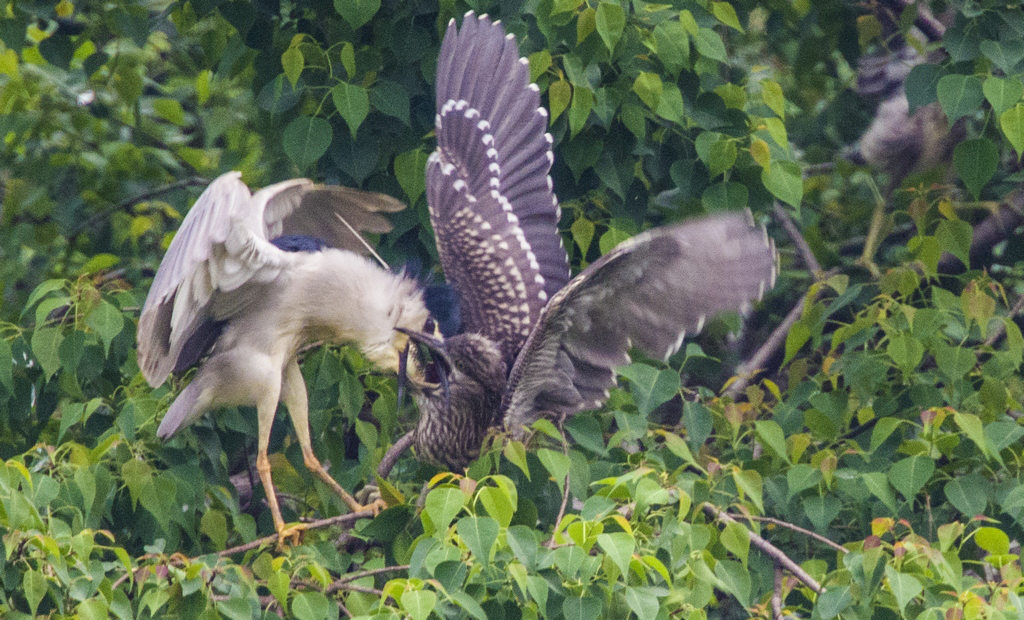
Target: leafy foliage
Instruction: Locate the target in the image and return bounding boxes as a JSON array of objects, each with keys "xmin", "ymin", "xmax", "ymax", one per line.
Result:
[{"xmin": 2, "ymin": 0, "xmax": 1024, "ymax": 618}]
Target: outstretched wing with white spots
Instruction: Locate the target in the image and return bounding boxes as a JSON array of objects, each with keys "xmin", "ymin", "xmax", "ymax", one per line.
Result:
[
  {"xmin": 501, "ymin": 212, "xmax": 777, "ymax": 431},
  {"xmin": 427, "ymin": 12, "xmax": 569, "ymax": 364}
]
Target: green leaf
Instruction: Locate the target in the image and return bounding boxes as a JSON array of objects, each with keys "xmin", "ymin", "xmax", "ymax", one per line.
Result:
[
  {"xmin": 423, "ymin": 487, "xmax": 465, "ymax": 532},
  {"xmin": 597, "ymin": 531, "xmax": 634, "ymax": 575},
  {"xmin": 754, "ymin": 420, "xmax": 790, "ymax": 463},
  {"xmin": 0, "ymin": 338, "xmax": 13, "ymax": 393},
  {"xmin": 786, "ymin": 464, "xmax": 821, "ymax": 499},
  {"xmin": 975, "ymin": 526, "xmax": 1010, "ymax": 555},
  {"xmin": 152, "ymin": 98, "xmax": 185, "ymax": 125},
  {"xmin": 456, "ymin": 516, "xmax": 499, "ymax": 561},
  {"xmin": 200, "ymin": 509, "xmax": 228, "ymax": 549},
  {"xmin": 694, "ymin": 27, "xmax": 727, "ymax": 63},
  {"xmin": 633, "ymin": 72, "xmax": 663, "ymax": 111},
  {"xmin": 549, "ymin": 79, "xmax": 571, "ymax": 122},
  {"xmin": 980, "ymin": 39, "xmax": 1024, "ymax": 74},
  {"xmin": 944, "ymin": 475, "xmax": 987, "ymax": 516},
  {"xmin": 281, "ymin": 46, "xmax": 303, "ymax": 87},
  {"xmin": 477, "ymin": 486, "xmax": 515, "ymax": 527},
  {"xmin": 653, "ymin": 21, "xmax": 689, "ymax": 77},
  {"xmin": 983, "ymin": 76, "xmax": 1024, "ymax": 113},
  {"xmin": 448, "ymin": 591, "xmax": 487, "ymax": 620},
  {"xmin": 953, "ymin": 138, "xmax": 998, "ymax": 199},
  {"xmin": 884, "ymin": 566, "xmax": 923, "ymax": 614},
  {"xmin": 701, "ymin": 182, "xmax": 748, "ymax": 213},
  {"xmin": 371, "ymin": 80, "xmax": 410, "ymax": 126},
  {"xmin": 618, "ymin": 363, "xmax": 680, "ymax": 416},
  {"xmin": 594, "ymin": 2, "xmax": 624, "ymax": 53},
  {"xmin": 888, "ymin": 455, "xmax": 934, "ymax": 501},
  {"xmin": 331, "ymin": 82, "xmax": 369, "ymax": 138},
  {"xmin": 905, "ymin": 64, "xmax": 943, "ymax": 113},
  {"xmin": 862, "ymin": 472, "xmax": 898, "ymax": 513},
  {"xmin": 731, "ymin": 469, "xmax": 764, "ymax": 513},
  {"xmin": 712, "ymin": 2, "xmax": 744, "ymax": 32},
  {"xmin": 86, "ymin": 300, "xmax": 124, "ymax": 355},
  {"xmin": 334, "ymin": 0, "xmax": 380, "ymax": 30},
  {"xmin": 814, "ymin": 585, "xmax": 852, "ymax": 618},
  {"xmin": 562, "ymin": 596, "xmax": 602, "ymax": 620},
  {"xmin": 283, "ymin": 116, "xmax": 333, "ymax": 169},
  {"xmin": 1000, "ymin": 104, "xmax": 1024, "ymax": 159},
  {"xmin": 954, "ymin": 412, "xmax": 995, "ymax": 462},
  {"xmin": 394, "ymin": 148, "xmax": 428, "ymax": 204},
  {"xmin": 506, "ymin": 525, "xmax": 540, "ymax": 569},
  {"xmin": 569, "ymin": 86, "xmax": 594, "ymax": 137},
  {"xmin": 761, "ymin": 79, "xmax": 785, "ymax": 118},
  {"xmin": 624, "ymin": 586, "xmax": 660, "ymax": 619},
  {"xmin": 31, "ymin": 326, "xmax": 64, "ymax": 380},
  {"xmin": 714, "ymin": 559, "xmax": 751, "ymax": 608},
  {"xmin": 537, "ymin": 449, "xmax": 571, "ymax": 492},
  {"xmin": 570, "ymin": 216, "xmax": 594, "ymax": 258},
  {"xmin": 721, "ymin": 520, "xmax": 750, "ymax": 565},
  {"xmin": 400, "ymin": 590, "xmax": 437, "ymax": 620},
  {"xmin": 886, "ymin": 332, "xmax": 924, "ymax": 373},
  {"xmin": 23, "ymin": 569, "xmax": 47, "ymax": 616},
  {"xmin": 937, "ymin": 74, "xmax": 984, "ymax": 121},
  {"xmin": 339, "ymin": 41, "xmax": 356, "ymax": 78},
  {"xmin": 761, "ymin": 161, "xmax": 802, "ymax": 211},
  {"xmin": 869, "ymin": 417, "xmax": 902, "ymax": 452}
]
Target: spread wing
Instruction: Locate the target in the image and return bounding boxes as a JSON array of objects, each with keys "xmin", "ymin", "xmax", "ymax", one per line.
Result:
[
  {"xmin": 502, "ymin": 212, "xmax": 777, "ymax": 431},
  {"xmin": 137, "ymin": 171, "xmax": 405, "ymax": 386},
  {"xmin": 427, "ymin": 12, "xmax": 569, "ymax": 364}
]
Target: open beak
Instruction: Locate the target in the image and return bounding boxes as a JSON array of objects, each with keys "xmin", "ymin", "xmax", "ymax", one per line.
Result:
[{"xmin": 396, "ymin": 327, "xmax": 451, "ymax": 407}]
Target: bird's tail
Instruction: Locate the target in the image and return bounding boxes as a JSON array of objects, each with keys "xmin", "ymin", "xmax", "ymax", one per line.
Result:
[{"xmin": 156, "ymin": 376, "xmax": 207, "ymax": 439}]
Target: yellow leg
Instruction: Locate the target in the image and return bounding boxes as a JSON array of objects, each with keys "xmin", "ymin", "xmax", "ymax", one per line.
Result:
[
  {"xmin": 255, "ymin": 378, "xmax": 308, "ymax": 548},
  {"xmin": 281, "ymin": 360, "xmax": 385, "ymax": 516}
]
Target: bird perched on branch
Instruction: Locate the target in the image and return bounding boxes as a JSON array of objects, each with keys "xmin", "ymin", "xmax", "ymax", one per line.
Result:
[
  {"xmin": 402, "ymin": 13, "xmax": 777, "ymax": 470},
  {"xmin": 137, "ymin": 171, "xmax": 430, "ymax": 542}
]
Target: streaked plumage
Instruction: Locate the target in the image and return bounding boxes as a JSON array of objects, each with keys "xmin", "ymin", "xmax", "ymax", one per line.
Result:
[
  {"xmin": 138, "ymin": 171, "xmax": 428, "ymax": 540},
  {"xmin": 409, "ymin": 14, "xmax": 777, "ymax": 469}
]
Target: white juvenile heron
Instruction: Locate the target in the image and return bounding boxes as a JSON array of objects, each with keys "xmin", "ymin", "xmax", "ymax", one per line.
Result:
[
  {"xmin": 403, "ymin": 13, "xmax": 777, "ymax": 468},
  {"xmin": 137, "ymin": 171, "xmax": 430, "ymax": 542}
]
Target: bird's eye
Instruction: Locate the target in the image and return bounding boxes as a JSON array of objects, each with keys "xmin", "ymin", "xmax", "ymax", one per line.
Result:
[{"xmin": 423, "ymin": 317, "xmax": 437, "ymax": 334}]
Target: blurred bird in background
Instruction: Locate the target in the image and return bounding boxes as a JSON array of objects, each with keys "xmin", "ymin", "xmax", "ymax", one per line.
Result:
[
  {"xmin": 138, "ymin": 172, "xmax": 431, "ymax": 542},
  {"xmin": 401, "ymin": 13, "xmax": 777, "ymax": 470},
  {"xmin": 850, "ymin": 2, "xmax": 962, "ymax": 275}
]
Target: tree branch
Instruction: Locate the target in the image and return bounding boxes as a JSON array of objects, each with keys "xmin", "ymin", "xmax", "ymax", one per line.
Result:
[
  {"xmin": 703, "ymin": 503, "xmax": 824, "ymax": 594},
  {"xmin": 725, "ymin": 512, "xmax": 848, "ymax": 554},
  {"xmin": 217, "ymin": 509, "xmax": 375, "ymax": 556},
  {"xmin": 377, "ymin": 431, "xmax": 415, "ymax": 479}
]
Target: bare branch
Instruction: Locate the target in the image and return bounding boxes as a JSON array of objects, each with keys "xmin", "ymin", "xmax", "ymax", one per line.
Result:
[
  {"xmin": 217, "ymin": 509, "xmax": 375, "ymax": 556},
  {"xmin": 703, "ymin": 503, "xmax": 824, "ymax": 594},
  {"xmin": 378, "ymin": 431, "xmax": 415, "ymax": 479},
  {"xmin": 726, "ymin": 513, "xmax": 848, "ymax": 554}
]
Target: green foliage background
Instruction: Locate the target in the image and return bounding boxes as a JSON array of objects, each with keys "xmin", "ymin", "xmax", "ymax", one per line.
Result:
[{"xmin": 1, "ymin": 0, "xmax": 1024, "ymax": 618}]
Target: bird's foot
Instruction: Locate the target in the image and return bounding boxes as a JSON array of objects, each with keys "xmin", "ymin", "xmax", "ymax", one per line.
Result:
[
  {"xmin": 351, "ymin": 484, "xmax": 387, "ymax": 516},
  {"xmin": 275, "ymin": 521, "xmax": 310, "ymax": 550}
]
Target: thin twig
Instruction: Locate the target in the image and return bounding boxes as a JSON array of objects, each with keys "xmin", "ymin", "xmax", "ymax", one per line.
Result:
[
  {"xmin": 725, "ymin": 513, "xmax": 848, "ymax": 554},
  {"xmin": 217, "ymin": 509, "xmax": 375, "ymax": 556},
  {"xmin": 703, "ymin": 503, "xmax": 824, "ymax": 594},
  {"xmin": 73, "ymin": 176, "xmax": 209, "ymax": 236},
  {"xmin": 772, "ymin": 564, "xmax": 784, "ymax": 620},
  {"xmin": 726, "ymin": 268, "xmax": 841, "ymax": 399},
  {"xmin": 545, "ymin": 473, "xmax": 571, "ymax": 549},
  {"xmin": 377, "ymin": 431, "xmax": 415, "ymax": 479},
  {"xmin": 772, "ymin": 201, "xmax": 822, "ymax": 275},
  {"xmin": 327, "ymin": 565, "xmax": 410, "ymax": 592},
  {"xmin": 983, "ymin": 292, "xmax": 1024, "ymax": 348}
]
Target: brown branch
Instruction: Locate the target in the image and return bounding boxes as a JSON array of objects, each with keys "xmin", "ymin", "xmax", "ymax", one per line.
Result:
[
  {"xmin": 217, "ymin": 509, "xmax": 375, "ymax": 556},
  {"xmin": 327, "ymin": 565, "xmax": 410, "ymax": 593},
  {"xmin": 545, "ymin": 473, "xmax": 571, "ymax": 550},
  {"xmin": 725, "ymin": 513, "xmax": 848, "ymax": 554},
  {"xmin": 377, "ymin": 431, "xmax": 415, "ymax": 479},
  {"xmin": 772, "ymin": 201, "xmax": 821, "ymax": 275},
  {"xmin": 772, "ymin": 564, "xmax": 784, "ymax": 620},
  {"xmin": 703, "ymin": 503, "xmax": 824, "ymax": 594},
  {"xmin": 938, "ymin": 198, "xmax": 1024, "ymax": 273}
]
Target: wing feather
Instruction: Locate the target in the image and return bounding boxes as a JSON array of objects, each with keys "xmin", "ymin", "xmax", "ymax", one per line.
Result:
[
  {"xmin": 137, "ymin": 172, "xmax": 405, "ymax": 386},
  {"xmin": 429, "ymin": 13, "xmax": 569, "ymax": 362},
  {"xmin": 502, "ymin": 212, "xmax": 777, "ymax": 431}
]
